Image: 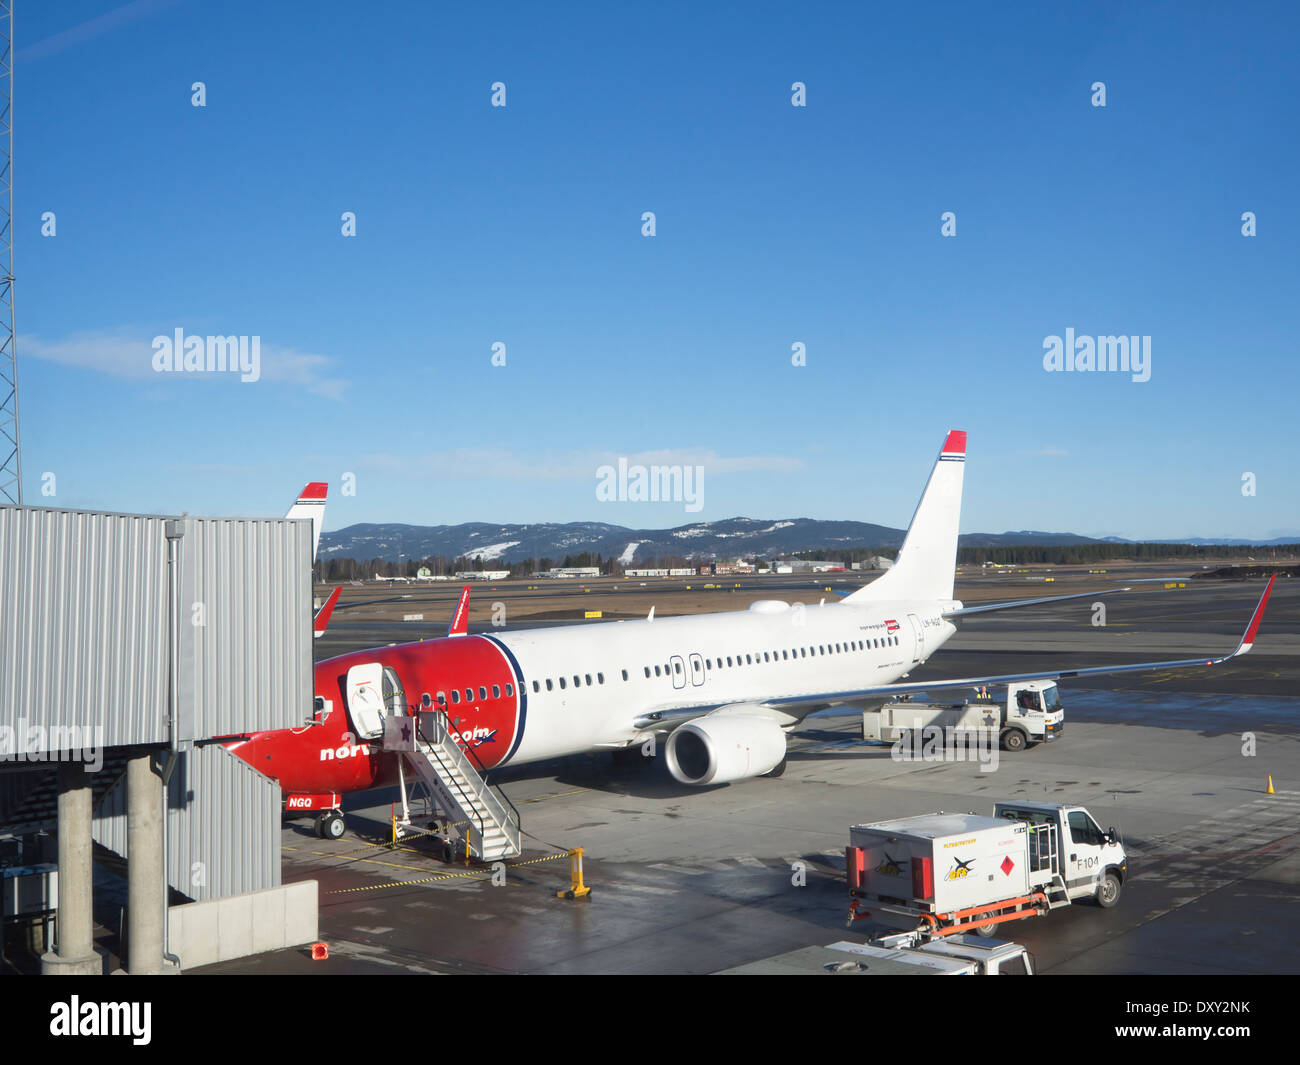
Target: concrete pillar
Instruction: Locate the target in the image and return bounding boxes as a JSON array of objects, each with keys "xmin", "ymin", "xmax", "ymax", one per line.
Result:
[
  {"xmin": 41, "ymin": 762, "xmax": 100, "ymax": 975},
  {"xmin": 127, "ymin": 753, "xmax": 166, "ymax": 974}
]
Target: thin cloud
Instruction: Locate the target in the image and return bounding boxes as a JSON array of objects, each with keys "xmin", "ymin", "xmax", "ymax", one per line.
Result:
[
  {"xmin": 17, "ymin": 0, "xmax": 183, "ymax": 63},
  {"xmin": 22, "ymin": 328, "xmax": 350, "ymax": 401},
  {"xmin": 328, "ymin": 447, "xmax": 805, "ymax": 482},
  {"xmin": 161, "ymin": 463, "xmax": 256, "ymax": 474}
]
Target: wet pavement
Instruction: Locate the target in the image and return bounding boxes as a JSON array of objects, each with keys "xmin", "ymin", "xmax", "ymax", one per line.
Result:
[{"xmin": 199, "ymin": 578, "xmax": 1300, "ymax": 974}]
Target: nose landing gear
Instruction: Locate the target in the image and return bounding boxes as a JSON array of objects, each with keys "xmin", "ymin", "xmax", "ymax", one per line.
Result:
[{"xmin": 316, "ymin": 809, "xmax": 346, "ymax": 840}]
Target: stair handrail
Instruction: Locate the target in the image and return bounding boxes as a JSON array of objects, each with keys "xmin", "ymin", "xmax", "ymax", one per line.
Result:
[
  {"xmin": 413, "ymin": 712, "xmax": 488, "ymax": 856},
  {"xmin": 416, "ymin": 710, "xmax": 520, "ymax": 856},
  {"xmin": 458, "ymin": 728, "xmax": 522, "ymax": 843}
]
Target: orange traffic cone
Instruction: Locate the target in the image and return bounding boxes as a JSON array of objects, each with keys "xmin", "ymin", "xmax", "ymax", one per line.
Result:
[
  {"xmin": 1266, "ymin": 776, "xmax": 1275, "ymax": 795},
  {"xmin": 312, "ymin": 942, "xmax": 329, "ymax": 960}
]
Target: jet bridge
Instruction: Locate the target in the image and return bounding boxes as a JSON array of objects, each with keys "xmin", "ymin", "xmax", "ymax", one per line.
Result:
[{"xmin": 1, "ymin": 504, "xmax": 317, "ymax": 973}]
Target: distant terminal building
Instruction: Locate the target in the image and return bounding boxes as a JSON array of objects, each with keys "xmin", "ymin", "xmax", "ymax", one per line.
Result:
[
  {"xmin": 780, "ymin": 559, "xmax": 852, "ymax": 574},
  {"xmin": 454, "ymin": 569, "xmax": 511, "ymax": 581},
  {"xmin": 696, "ymin": 560, "xmax": 756, "ymax": 576},
  {"xmin": 850, "ymin": 556, "xmax": 895, "ymax": 571},
  {"xmin": 625, "ymin": 568, "xmax": 695, "ymax": 577},
  {"xmin": 764, "ymin": 559, "xmax": 847, "ymax": 574},
  {"xmin": 536, "ymin": 567, "xmax": 601, "ymax": 579}
]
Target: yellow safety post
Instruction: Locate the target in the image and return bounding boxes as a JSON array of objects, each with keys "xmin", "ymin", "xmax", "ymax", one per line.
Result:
[
  {"xmin": 557, "ymin": 847, "xmax": 592, "ymax": 900},
  {"xmin": 1267, "ymin": 775, "xmax": 1275, "ymax": 794}
]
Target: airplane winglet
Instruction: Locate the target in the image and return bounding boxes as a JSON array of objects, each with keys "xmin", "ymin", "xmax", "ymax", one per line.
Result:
[
  {"xmin": 1232, "ymin": 574, "xmax": 1277, "ymax": 656},
  {"xmin": 313, "ymin": 587, "xmax": 341, "ymax": 638},
  {"xmin": 448, "ymin": 585, "xmax": 472, "ymax": 637}
]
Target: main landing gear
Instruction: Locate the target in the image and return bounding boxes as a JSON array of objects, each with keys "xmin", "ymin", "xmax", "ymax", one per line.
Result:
[{"xmin": 316, "ymin": 809, "xmax": 345, "ymax": 839}]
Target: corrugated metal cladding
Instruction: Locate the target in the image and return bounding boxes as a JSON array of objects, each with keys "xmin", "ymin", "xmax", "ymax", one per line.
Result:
[
  {"xmin": 0, "ymin": 507, "xmax": 171, "ymax": 749},
  {"xmin": 177, "ymin": 518, "xmax": 314, "ymax": 741},
  {"xmin": 0, "ymin": 507, "xmax": 313, "ymax": 748},
  {"xmin": 93, "ymin": 745, "xmax": 281, "ymax": 900}
]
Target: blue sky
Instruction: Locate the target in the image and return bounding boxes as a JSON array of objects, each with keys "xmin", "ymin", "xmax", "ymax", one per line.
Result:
[{"xmin": 15, "ymin": 1, "xmax": 1299, "ymax": 540}]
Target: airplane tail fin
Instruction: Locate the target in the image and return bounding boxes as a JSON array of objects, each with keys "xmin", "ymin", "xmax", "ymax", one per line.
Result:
[
  {"xmin": 286, "ymin": 482, "xmax": 328, "ymax": 560},
  {"xmin": 447, "ymin": 585, "xmax": 472, "ymax": 637},
  {"xmin": 845, "ymin": 431, "xmax": 966, "ymax": 604}
]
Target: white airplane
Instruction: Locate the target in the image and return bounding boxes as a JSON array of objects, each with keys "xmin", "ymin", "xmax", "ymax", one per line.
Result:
[{"xmin": 293, "ymin": 431, "xmax": 1275, "ymax": 793}]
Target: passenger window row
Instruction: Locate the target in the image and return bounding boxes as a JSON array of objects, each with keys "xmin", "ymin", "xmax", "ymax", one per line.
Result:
[
  {"xmin": 514, "ymin": 631, "xmax": 904, "ymax": 702},
  {"xmin": 437, "ymin": 683, "xmax": 514, "ymax": 707},
  {"xmin": 698, "ymin": 636, "xmax": 898, "ymax": 672},
  {"xmin": 531, "ymin": 672, "xmax": 606, "ymax": 694},
  {"xmin": 517, "ymin": 633, "xmax": 903, "ymax": 697}
]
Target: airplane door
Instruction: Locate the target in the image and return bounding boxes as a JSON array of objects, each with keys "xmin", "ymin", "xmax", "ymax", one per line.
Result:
[
  {"xmin": 669, "ymin": 655, "xmax": 687, "ymax": 690},
  {"xmin": 907, "ymin": 614, "xmax": 924, "ymax": 664},
  {"xmin": 346, "ymin": 663, "xmax": 388, "ymax": 739},
  {"xmin": 688, "ymin": 653, "xmax": 705, "ymax": 686}
]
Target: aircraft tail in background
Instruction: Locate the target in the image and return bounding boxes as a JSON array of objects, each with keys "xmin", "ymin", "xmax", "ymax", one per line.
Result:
[
  {"xmin": 845, "ymin": 431, "xmax": 965, "ymax": 604},
  {"xmin": 286, "ymin": 482, "xmax": 328, "ymax": 560}
]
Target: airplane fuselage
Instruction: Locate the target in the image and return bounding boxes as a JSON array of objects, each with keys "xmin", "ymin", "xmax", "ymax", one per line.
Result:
[{"xmin": 228, "ymin": 597, "xmax": 959, "ymax": 798}]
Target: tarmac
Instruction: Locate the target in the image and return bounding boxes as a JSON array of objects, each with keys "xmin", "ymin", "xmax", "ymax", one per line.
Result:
[{"xmin": 201, "ymin": 575, "xmax": 1300, "ymax": 974}]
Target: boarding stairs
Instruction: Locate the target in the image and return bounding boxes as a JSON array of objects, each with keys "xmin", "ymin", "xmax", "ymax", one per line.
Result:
[{"xmin": 387, "ymin": 711, "xmax": 522, "ymax": 862}]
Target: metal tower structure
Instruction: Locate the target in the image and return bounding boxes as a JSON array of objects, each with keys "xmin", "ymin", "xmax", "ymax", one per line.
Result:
[{"xmin": 0, "ymin": 0, "xmax": 19, "ymax": 505}]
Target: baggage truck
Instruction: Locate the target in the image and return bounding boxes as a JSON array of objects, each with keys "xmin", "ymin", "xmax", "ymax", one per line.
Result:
[
  {"xmin": 862, "ymin": 680, "xmax": 1063, "ymax": 752},
  {"xmin": 845, "ymin": 801, "xmax": 1126, "ymax": 937}
]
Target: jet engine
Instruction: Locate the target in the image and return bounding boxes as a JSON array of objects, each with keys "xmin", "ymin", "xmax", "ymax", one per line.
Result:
[{"xmin": 665, "ymin": 706, "xmax": 787, "ymax": 786}]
